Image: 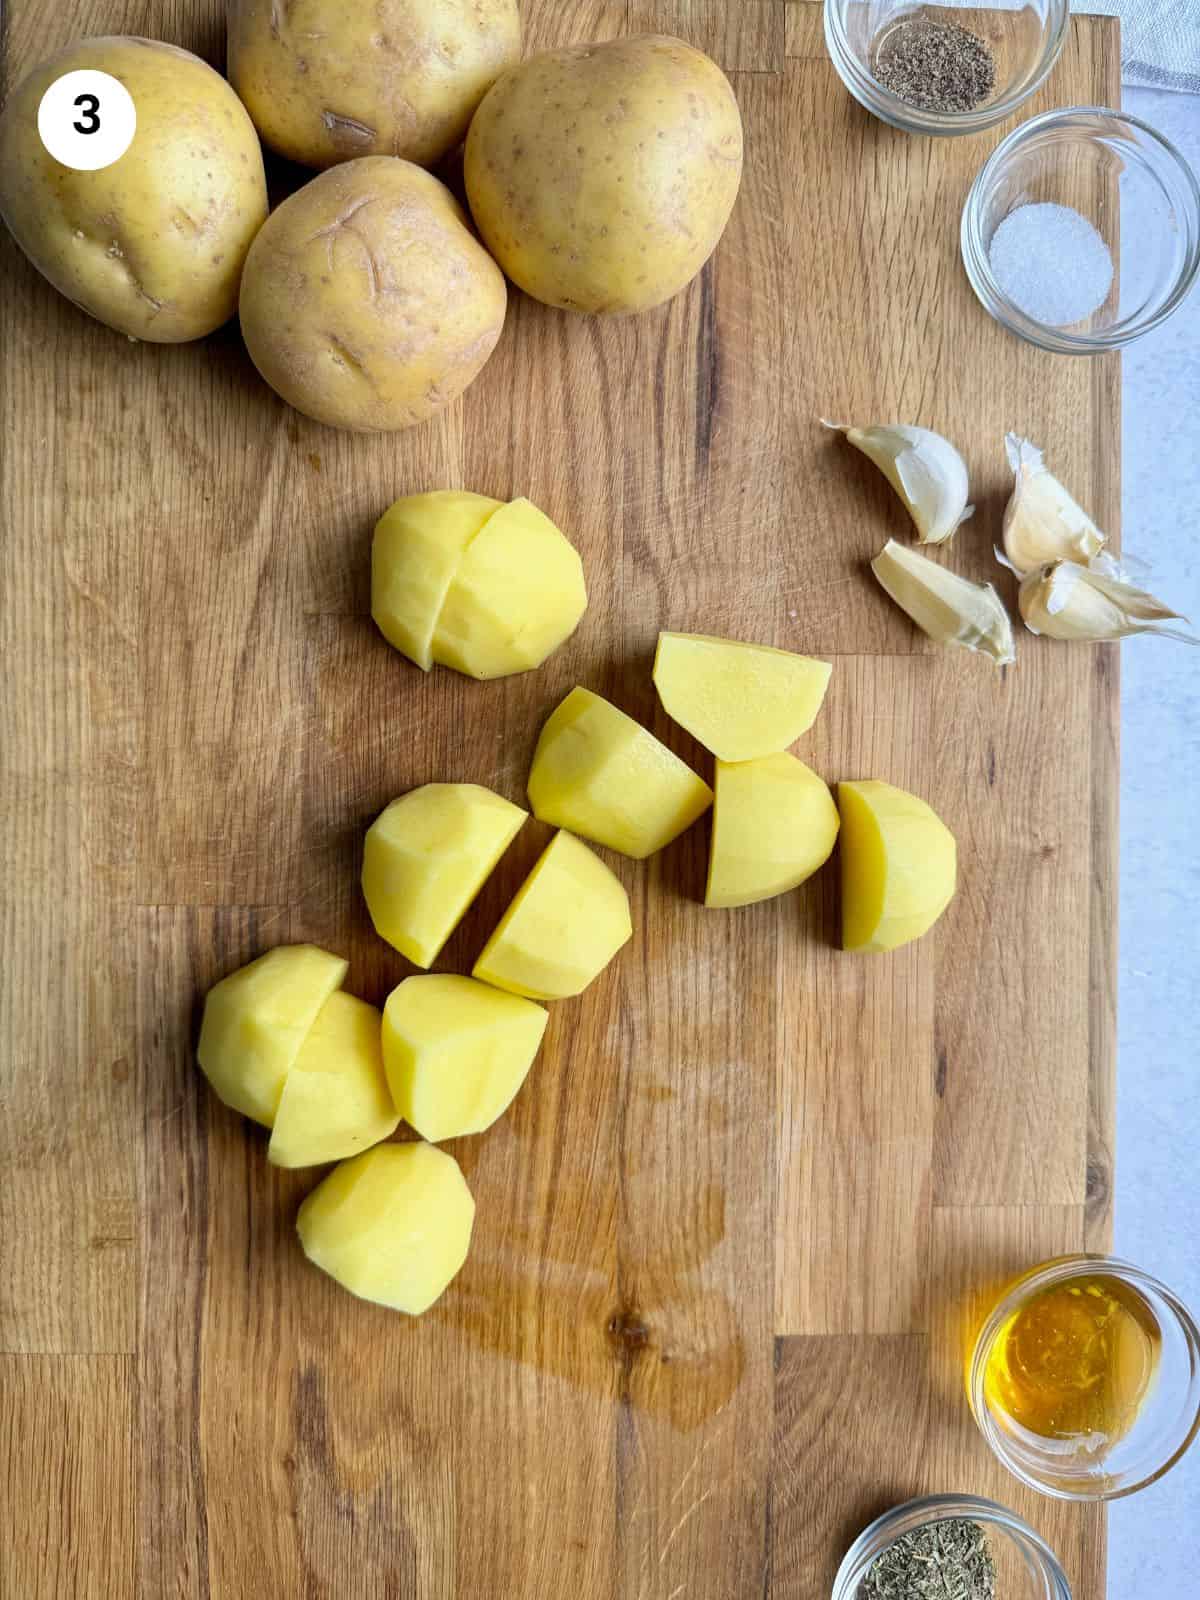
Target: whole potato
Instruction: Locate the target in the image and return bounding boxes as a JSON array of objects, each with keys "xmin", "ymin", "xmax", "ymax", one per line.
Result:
[
  {"xmin": 239, "ymin": 156, "xmax": 506, "ymax": 431},
  {"xmin": 464, "ymin": 35, "xmax": 744, "ymax": 316},
  {"xmin": 0, "ymin": 36, "xmax": 267, "ymax": 341},
  {"xmin": 228, "ymin": 0, "xmax": 521, "ymax": 171}
]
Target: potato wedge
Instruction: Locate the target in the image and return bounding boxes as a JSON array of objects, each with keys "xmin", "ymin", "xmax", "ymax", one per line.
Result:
[
  {"xmin": 197, "ymin": 945, "xmax": 348, "ymax": 1125},
  {"xmin": 268, "ymin": 991, "xmax": 398, "ymax": 1168},
  {"xmin": 839, "ymin": 779, "xmax": 956, "ymax": 952},
  {"xmin": 654, "ymin": 633, "xmax": 832, "ymax": 762},
  {"xmin": 474, "ymin": 830, "xmax": 632, "ymax": 999},
  {"xmin": 528, "ymin": 687, "xmax": 712, "ymax": 859},
  {"xmin": 432, "ymin": 498, "xmax": 587, "ymax": 680},
  {"xmin": 372, "ymin": 492, "xmax": 502, "ymax": 672},
  {"xmin": 706, "ymin": 754, "xmax": 839, "ymax": 909},
  {"xmin": 363, "ymin": 784, "xmax": 527, "ymax": 968},
  {"xmin": 382, "ymin": 975, "xmax": 547, "ymax": 1141},
  {"xmin": 297, "ymin": 1142, "xmax": 475, "ymax": 1315}
]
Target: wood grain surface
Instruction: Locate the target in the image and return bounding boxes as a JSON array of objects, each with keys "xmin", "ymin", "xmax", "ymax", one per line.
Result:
[{"xmin": 1, "ymin": 3, "xmax": 1120, "ymax": 1596}]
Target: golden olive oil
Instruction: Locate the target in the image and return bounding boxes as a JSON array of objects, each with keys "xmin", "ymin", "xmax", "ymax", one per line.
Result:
[{"xmin": 984, "ymin": 1273, "xmax": 1161, "ymax": 1449}]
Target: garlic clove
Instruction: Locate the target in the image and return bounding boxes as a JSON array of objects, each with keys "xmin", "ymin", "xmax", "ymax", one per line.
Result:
[
  {"xmin": 871, "ymin": 538, "xmax": 1015, "ymax": 665},
  {"xmin": 826, "ymin": 421, "xmax": 973, "ymax": 546},
  {"xmin": 1086, "ymin": 568, "xmax": 1186, "ymax": 624},
  {"xmin": 1019, "ymin": 561, "xmax": 1198, "ymax": 644},
  {"xmin": 1002, "ymin": 434, "xmax": 1107, "ymax": 576}
]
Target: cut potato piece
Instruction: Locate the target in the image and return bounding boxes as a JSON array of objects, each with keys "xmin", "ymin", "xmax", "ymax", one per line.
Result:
[
  {"xmin": 474, "ymin": 830, "xmax": 632, "ymax": 999},
  {"xmin": 838, "ymin": 780, "xmax": 957, "ymax": 953},
  {"xmin": 268, "ymin": 992, "xmax": 398, "ymax": 1168},
  {"xmin": 197, "ymin": 944, "xmax": 348, "ymax": 1125},
  {"xmin": 372, "ymin": 491, "xmax": 502, "ymax": 671},
  {"xmin": 706, "ymin": 754, "xmax": 839, "ymax": 909},
  {"xmin": 363, "ymin": 783, "xmax": 527, "ymax": 968},
  {"xmin": 297, "ymin": 1142, "xmax": 475, "ymax": 1315},
  {"xmin": 432, "ymin": 498, "xmax": 588, "ymax": 680},
  {"xmin": 528, "ymin": 687, "xmax": 713, "ymax": 859},
  {"xmin": 653, "ymin": 633, "xmax": 832, "ymax": 762},
  {"xmin": 382, "ymin": 975, "xmax": 547, "ymax": 1142}
]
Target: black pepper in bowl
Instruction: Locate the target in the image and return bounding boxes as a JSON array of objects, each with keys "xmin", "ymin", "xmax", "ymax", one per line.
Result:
[{"xmin": 873, "ymin": 17, "xmax": 997, "ymax": 114}]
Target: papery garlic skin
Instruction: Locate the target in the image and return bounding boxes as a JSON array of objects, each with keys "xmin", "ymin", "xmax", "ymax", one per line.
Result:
[
  {"xmin": 872, "ymin": 539, "xmax": 1015, "ymax": 665},
  {"xmin": 1002, "ymin": 434, "xmax": 1107, "ymax": 576},
  {"xmin": 1019, "ymin": 561, "xmax": 1198, "ymax": 644},
  {"xmin": 827, "ymin": 422, "xmax": 974, "ymax": 545}
]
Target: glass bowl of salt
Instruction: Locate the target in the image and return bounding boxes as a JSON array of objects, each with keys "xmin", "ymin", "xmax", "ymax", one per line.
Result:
[{"xmin": 961, "ymin": 106, "xmax": 1200, "ymax": 353}]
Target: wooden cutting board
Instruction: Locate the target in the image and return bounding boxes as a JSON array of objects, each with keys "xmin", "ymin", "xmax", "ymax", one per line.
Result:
[{"xmin": 1, "ymin": 3, "xmax": 1120, "ymax": 1595}]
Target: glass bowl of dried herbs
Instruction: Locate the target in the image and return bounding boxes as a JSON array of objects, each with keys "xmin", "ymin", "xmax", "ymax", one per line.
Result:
[
  {"xmin": 831, "ymin": 1495, "xmax": 1071, "ymax": 1600},
  {"xmin": 823, "ymin": 0, "xmax": 1069, "ymax": 137}
]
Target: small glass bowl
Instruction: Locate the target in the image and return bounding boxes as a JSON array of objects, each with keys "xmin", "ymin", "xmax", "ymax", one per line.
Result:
[
  {"xmin": 962, "ymin": 107, "xmax": 1200, "ymax": 352},
  {"xmin": 831, "ymin": 1494, "xmax": 1071, "ymax": 1600},
  {"xmin": 968, "ymin": 1255, "xmax": 1200, "ymax": 1501},
  {"xmin": 824, "ymin": 0, "xmax": 1068, "ymax": 137}
]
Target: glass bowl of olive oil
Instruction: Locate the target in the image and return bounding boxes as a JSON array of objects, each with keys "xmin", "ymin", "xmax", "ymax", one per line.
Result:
[{"xmin": 968, "ymin": 1255, "xmax": 1200, "ymax": 1500}]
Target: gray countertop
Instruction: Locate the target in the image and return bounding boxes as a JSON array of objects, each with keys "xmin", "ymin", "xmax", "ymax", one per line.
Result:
[{"xmin": 1111, "ymin": 81, "xmax": 1200, "ymax": 1600}]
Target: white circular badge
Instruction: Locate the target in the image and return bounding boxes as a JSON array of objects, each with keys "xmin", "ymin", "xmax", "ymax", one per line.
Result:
[{"xmin": 37, "ymin": 70, "xmax": 137, "ymax": 172}]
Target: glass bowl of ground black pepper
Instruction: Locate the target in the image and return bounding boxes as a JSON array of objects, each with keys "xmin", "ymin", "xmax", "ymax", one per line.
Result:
[
  {"xmin": 962, "ymin": 108, "xmax": 1200, "ymax": 353},
  {"xmin": 831, "ymin": 1495, "xmax": 1072, "ymax": 1600},
  {"xmin": 823, "ymin": 0, "xmax": 1069, "ymax": 137}
]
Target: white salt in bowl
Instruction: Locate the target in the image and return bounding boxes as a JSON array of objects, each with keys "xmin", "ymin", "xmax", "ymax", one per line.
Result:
[
  {"xmin": 824, "ymin": 0, "xmax": 1069, "ymax": 137},
  {"xmin": 961, "ymin": 106, "xmax": 1200, "ymax": 353}
]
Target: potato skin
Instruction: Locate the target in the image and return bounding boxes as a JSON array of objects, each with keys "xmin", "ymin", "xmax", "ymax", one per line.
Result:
[
  {"xmin": 238, "ymin": 156, "xmax": 506, "ymax": 431},
  {"xmin": 464, "ymin": 34, "xmax": 744, "ymax": 316},
  {"xmin": 0, "ymin": 36, "xmax": 268, "ymax": 342},
  {"xmin": 228, "ymin": 0, "xmax": 521, "ymax": 171}
]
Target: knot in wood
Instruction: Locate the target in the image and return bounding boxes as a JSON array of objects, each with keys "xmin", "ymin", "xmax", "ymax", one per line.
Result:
[{"xmin": 607, "ymin": 1308, "xmax": 651, "ymax": 1356}]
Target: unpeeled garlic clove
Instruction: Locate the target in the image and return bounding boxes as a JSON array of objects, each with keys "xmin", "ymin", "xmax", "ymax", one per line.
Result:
[
  {"xmin": 1002, "ymin": 434, "xmax": 1107, "ymax": 576},
  {"xmin": 1019, "ymin": 561, "xmax": 1198, "ymax": 644},
  {"xmin": 872, "ymin": 538, "xmax": 1015, "ymax": 665},
  {"xmin": 827, "ymin": 421, "xmax": 973, "ymax": 545}
]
